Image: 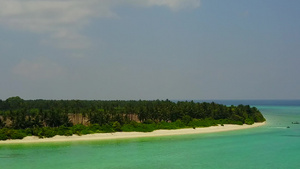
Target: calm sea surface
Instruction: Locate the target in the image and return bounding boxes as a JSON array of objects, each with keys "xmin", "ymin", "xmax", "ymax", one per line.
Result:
[{"xmin": 1, "ymin": 100, "xmax": 300, "ymax": 169}]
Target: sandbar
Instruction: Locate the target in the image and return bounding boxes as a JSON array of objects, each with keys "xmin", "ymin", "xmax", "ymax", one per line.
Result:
[{"xmin": 0, "ymin": 122, "xmax": 266, "ymax": 144}]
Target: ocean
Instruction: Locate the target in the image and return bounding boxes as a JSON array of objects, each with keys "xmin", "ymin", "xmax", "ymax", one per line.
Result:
[{"xmin": 0, "ymin": 100, "xmax": 299, "ymax": 169}]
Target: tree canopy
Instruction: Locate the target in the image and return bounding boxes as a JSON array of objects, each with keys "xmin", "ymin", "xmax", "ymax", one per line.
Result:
[{"xmin": 0, "ymin": 97, "xmax": 266, "ymax": 140}]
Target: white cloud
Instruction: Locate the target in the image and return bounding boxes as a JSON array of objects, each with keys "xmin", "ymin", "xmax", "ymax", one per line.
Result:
[
  {"xmin": 12, "ymin": 58, "xmax": 66, "ymax": 80},
  {"xmin": 0, "ymin": 0, "xmax": 113, "ymax": 49},
  {"xmin": 0, "ymin": 0, "xmax": 200, "ymax": 50},
  {"xmin": 0, "ymin": 0, "xmax": 116, "ymax": 30},
  {"xmin": 42, "ymin": 30, "xmax": 91, "ymax": 49},
  {"xmin": 127, "ymin": 0, "xmax": 201, "ymax": 11}
]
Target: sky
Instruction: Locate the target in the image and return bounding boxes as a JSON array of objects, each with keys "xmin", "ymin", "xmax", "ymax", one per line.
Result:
[{"xmin": 1, "ymin": 0, "xmax": 300, "ymax": 100}]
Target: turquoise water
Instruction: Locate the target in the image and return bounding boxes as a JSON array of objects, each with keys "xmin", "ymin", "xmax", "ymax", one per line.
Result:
[{"xmin": 1, "ymin": 104, "xmax": 300, "ymax": 169}]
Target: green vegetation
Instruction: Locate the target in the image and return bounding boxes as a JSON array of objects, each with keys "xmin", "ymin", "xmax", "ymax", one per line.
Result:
[{"xmin": 0, "ymin": 97, "xmax": 265, "ymax": 140}]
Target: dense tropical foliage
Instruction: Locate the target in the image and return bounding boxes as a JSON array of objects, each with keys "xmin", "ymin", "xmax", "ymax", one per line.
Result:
[{"xmin": 0, "ymin": 97, "xmax": 265, "ymax": 140}]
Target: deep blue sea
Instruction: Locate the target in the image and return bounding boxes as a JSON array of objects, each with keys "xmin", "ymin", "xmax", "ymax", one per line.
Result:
[{"xmin": 0, "ymin": 100, "xmax": 300, "ymax": 169}]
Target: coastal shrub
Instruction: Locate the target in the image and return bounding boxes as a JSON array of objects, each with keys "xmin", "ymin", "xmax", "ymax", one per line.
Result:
[
  {"xmin": 121, "ymin": 124, "xmax": 134, "ymax": 132},
  {"xmin": 230, "ymin": 114, "xmax": 244, "ymax": 122},
  {"xmin": 129, "ymin": 121, "xmax": 139, "ymax": 128},
  {"xmin": 135, "ymin": 123, "xmax": 155, "ymax": 132},
  {"xmin": 112, "ymin": 121, "xmax": 122, "ymax": 132},
  {"xmin": 121, "ymin": 122, "xmax": 156, "ymax": 132},
  {"xmin": 182, "ymin": 115, "xmax": 192, "ymax": 126},
  {"xmin": 101, "ymin": 124, "xmax": 114, "ymax": 133},
  {"xmin": 143, "ymin": 119, "xmax": 155, "ymax": 124},
  {"xmin": 70, "ymin": 124, "xmax": 90, "ymax": 136},
  {"xmin": 32, "ymin": 128, "xmax": 47, "ymax": 138},
  {"xmin": 81, "ymin": 129, "xmax": 93, "ymax": 135},
  {"xmin": 56, "ymin": 129, "xmax": 65, "ymax": 136},
  {"xmin": 230, "ymin": 121, "xmax": 243, "ymax": 125},
  {"xmin": 120, "ymin": 121, "xmax": 151, "ymax": 132},
  {"xmin": 24, "ymin": 128, "xmax": 33, "ymax": 136},
  {"xmin": 0, "ymin": 133, "xmax": 8, "ymax": 140},
  {"xmin": 253, "ymin": 113, "xmax": 266, "ymax": 122},
  {"xmin": 188, "ymin": 119, "xmax": 211, "ymax": 127},
  {"xmin": 188, "ymin": 119, "xmax": 202, "ymax": 127},
  {"xmin": 156, "ymin": 121, "xmax": 177, "ymax": 129},
  {"xmin": 10, "ymin": 130, "xmax": 26, "ymax": 140},
  {"xmin": 217, "ymin": 119, "xmax": 229, "ymax": 125},
  {"xmin": 57, "ymin": 125, "xmax": 70, "ymax": 135},
  {"xmin": 174, "ymin": 119, "xmax": 185, "ymax": 128},
  {"xmin": 0, "ymin": 129, "xmax": 27, "ymax": 140},
  {"xmin": 74, "ymin": 130, "xmax": 82, "ymax": 136},
  {"xmin": 42, "ymin": 127, "xmax": 56, "ymax": 138},
  {"xmin": 89, "ymin": 124, "xmax": 102, "ymax": 132},
  {"xmin": 64, "ymin": 130, "xmax": 73, "ymax": 136},
  {"xmin": 71, "ymin": 124, "xmax": 86, "ymax": 134},
  {"xmin": 245, "ymin": 118, "xmax": 254, "ymax": 125},
  {"xmin": 0, "ymin": 128, "xmax": 9, "ymax": 140}
]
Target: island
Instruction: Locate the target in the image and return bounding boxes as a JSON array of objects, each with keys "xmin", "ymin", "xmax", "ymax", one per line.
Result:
[{"xmin": 0, "ymin": 97, "xmax": 266, "ymax": 142}]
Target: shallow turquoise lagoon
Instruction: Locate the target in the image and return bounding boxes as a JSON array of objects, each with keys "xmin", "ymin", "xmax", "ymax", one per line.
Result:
[{"xmin": 1, "ymin": 104, "xmax": 300, "ymax": 169}]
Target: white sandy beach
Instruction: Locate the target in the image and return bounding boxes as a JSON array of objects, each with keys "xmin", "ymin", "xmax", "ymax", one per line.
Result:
[{"xmin": 0, "ymin": 122, "xmax": 265, "ymax": 144}]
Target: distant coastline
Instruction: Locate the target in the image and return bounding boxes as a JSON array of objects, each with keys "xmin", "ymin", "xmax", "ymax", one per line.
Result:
[
  {"xmin": 179, "ymin": 100, "xmax": 300, "ymax": 106},
  {"xmin": 0, "ymin": 122, "xmax": 266, "ymax": 144},
  {"xmin": 0, "ymin": 98, "xmax": 266, "ymax": 141}
]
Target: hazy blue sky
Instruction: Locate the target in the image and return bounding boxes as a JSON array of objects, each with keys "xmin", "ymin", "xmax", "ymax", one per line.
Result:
[{"xmin": 1, "ymin": 0, "xmax": 299, "ymax": 100}]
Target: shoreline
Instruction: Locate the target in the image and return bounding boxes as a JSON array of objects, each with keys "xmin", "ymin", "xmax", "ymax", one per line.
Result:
[{"xmin": 0, "ymin": 122, "xmax": 266, "ymax": 144}]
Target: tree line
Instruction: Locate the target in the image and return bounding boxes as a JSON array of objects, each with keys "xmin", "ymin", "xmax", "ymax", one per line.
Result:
[{"xmin": 0, "ymin": 96, "xmax": 265, "ymax": 140}]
